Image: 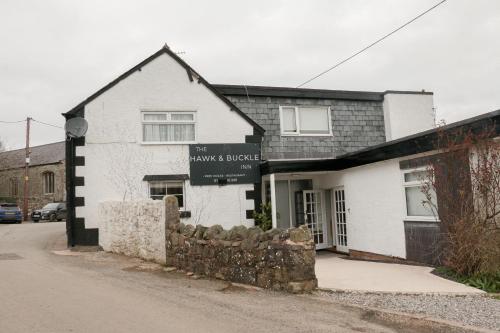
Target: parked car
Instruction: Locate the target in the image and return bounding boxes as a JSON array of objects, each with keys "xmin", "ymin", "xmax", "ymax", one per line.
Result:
[
  {"xmin": 0, "ymin": 203, "xmax": 22, "ymax": 223},
  {"xmin": 31, "ymin": 202, "xmax": 66, "ymax": 222}
]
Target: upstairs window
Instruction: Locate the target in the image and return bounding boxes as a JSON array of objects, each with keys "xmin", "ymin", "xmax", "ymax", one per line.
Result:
[
  {"xmin": 9, "ymin": 178, "xmax": 18, "ymax": 196},
  {"xmin": 148, "ymin": 181, "xmax": 184, "ymax": 208},
  {"xmin": 279, "ymin": 106, "xmax": 332, "ymax": 136},
  {"xmin": 43, "ymin": 172, "xmax": 55, "ymax": 194},
  {"xmin": 403, "ymin": 169, "xmax": 437, "ymax": 220},
  {"xmin": 142, "ymin": 112, "xmax": 196, "ymax": 143}
]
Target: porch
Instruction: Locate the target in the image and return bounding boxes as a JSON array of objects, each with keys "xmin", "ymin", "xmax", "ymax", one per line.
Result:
[{"xmin": 262, "ymin": 172, "xmax": 347, "ymax": 252}]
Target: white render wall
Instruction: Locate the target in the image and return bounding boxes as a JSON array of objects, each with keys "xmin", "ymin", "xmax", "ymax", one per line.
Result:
[
  {"xmin": 99, "ymin": 200, "xmax": 166, "ymax": 264},
  {"xmin": 315, "ymin": 159, "xmax": 408, "ymax": 258},
  {"xmin": 75, "ymin": 52, "xmax": 256, "ymax": 241},
  {"xmin": 383, "ymin": 93, "xmax": 435, "ymax": 141}
]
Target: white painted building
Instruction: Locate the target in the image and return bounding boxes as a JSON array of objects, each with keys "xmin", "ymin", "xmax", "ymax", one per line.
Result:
[{"xmin": 63, "ymin": 46, "xmax": 500, "ymax": 265}]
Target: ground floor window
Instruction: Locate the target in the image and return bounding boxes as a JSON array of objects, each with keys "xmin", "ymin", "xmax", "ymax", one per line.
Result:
[
  {"xmin": 403, "ymin": 169, "xmax": 437, "ymax": 219},
  {"xmin": 148, "ymin": 181, "xmax": 184, "ymax": 208},
  {"xmin": 43, "ymin": 171, "xmax": 55, "ymax": 194},
  {"xmin": 9, "ymin": 178, "xmax": 18, "ymax": 196}
]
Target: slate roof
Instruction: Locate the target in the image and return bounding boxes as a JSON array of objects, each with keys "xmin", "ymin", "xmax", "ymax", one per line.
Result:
[{"xmin": 0, "ymin": 141, "xmax": 65, "ymax": 171}]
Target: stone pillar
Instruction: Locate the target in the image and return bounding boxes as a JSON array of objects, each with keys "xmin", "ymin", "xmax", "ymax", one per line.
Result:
[
  {"xmin": 164, "ymin": 195, "xmax": 180, "ymax": 227},
  {"xmin": 164, "ymin": 195, "xmax": 180, "ymax": 266}
]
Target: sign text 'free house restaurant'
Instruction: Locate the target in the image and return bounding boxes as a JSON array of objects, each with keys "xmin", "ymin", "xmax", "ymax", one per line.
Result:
[{"xmin": 189, "ymin": 144, "xmax": 261, "ymax": 185}]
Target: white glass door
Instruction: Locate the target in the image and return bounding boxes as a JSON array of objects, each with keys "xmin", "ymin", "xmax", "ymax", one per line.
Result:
[
  {"xmin": 303, "ymin": 190, "xmax": 328, "ymax": 249},
  {"xmin": 333, "ymin": 187, "xmax": 348, "ymax": 253}
]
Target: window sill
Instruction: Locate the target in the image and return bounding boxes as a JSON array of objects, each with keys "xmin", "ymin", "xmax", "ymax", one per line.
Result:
[
  {"xmin": 404, "ymin": 216, "xmax": 440, "ymax": 222},
  {"xmin": 280, "ymin": 133, "xmax": 333, "ymax": 137},
  {"xmin": 140, "ymin": 141, "xmax": 197, "ymax": 145}
]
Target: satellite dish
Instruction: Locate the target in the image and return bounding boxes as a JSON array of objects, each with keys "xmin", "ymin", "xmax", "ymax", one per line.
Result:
[{"xmin": 65, "ymin": 117, "xmax": 88, "ymax": 138}]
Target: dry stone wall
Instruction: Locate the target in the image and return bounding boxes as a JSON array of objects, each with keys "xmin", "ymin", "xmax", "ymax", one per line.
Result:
[
  {"xmin": 98, "ymin": 197, "xmax": 317, "ymax": 293},
  {"xmin": 164, "ymin": 196, "xmax": 317, "ymax": 293}
]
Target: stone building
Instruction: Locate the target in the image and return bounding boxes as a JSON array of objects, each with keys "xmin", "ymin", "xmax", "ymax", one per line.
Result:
[{"xmin": 0, "ymin": 141, "xmax": 65, "ymax": 216}]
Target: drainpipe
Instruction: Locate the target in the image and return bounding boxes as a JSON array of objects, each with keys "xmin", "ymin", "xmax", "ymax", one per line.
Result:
[{"xmin": 270, "ymin": 173, "xmax": 277, "ymax": 229}]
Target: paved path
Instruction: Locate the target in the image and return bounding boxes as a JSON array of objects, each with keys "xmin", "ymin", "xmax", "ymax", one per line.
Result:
[
  {"xmin": 316, "ymin": 252, "xmax": 483, "ymax": 293},
  {"xmin": 0, "ymin": 222, "xmax": 441, "ymax": 333}
]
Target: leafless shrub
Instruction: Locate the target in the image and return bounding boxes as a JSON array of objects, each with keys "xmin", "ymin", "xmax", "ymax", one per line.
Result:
[{"xmin": 422, "ymin": 122, "xmax": 499, "ymax": 275}]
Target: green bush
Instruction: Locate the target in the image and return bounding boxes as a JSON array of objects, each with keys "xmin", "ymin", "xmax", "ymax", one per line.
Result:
[
  {"xmin": 252, "ymin": 203, "xmax": 272, "ymax": 231},
  {"xmin": 435, "ymin": 267, "xmax": 500, "ymax": 293}
]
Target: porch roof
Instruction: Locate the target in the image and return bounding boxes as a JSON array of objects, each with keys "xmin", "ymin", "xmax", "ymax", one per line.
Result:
[{"xmin": 261, "ymin": 109, "xmax": 500, "ymax": 175}]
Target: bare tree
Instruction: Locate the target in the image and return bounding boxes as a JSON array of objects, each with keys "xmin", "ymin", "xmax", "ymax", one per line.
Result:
[
  {"xmin": 188, "ymin": 186, "xmax": 213, "ymax": 225},
  {"xmin": 421, "ymin": 123, "xmax": 499, "ymax": 276},
  {"xmin": 97, "ymin": 143, "xmax": 153, "ymax": 201}
]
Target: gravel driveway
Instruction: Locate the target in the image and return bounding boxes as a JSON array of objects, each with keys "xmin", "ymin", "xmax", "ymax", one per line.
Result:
[{"xmin": 319, "ymin": 291, "xmax": 500, "ymax": 331}]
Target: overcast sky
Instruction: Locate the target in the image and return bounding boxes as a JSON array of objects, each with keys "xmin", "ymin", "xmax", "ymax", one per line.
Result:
[{"xmin": 0, "ymin": 0, "xmax": 499, "ymax": 149}]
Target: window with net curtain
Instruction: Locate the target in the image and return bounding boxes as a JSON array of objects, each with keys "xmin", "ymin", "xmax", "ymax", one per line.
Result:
[
  {"xmin": 403, "ymin": 170, "xmax": 437, "ymax": 218},
  {"xmin": 142, "ymin": 112, "xmax": 195, "ymax": 142},
  {"xmin": 280, "ymin": 106, "xmax": 331, "ymax": 135}
]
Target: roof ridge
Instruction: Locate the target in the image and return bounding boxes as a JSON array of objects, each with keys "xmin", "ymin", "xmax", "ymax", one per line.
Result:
[
  {"xmin": 0, "ymin": 140, "xmax": 65, "ymax": 155},
  {"xmin": 213, "ymin": 84, "xmax": 434, "ymax": 97},
  {"xmin": 213, "ymin": 84, "xmax": 384, "ymax": 94}
]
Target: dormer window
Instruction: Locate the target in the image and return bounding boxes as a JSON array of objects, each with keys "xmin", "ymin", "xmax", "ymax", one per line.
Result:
[{"xmin": 279, "ymin": 106, "xmax": 332, "ymax": 136}]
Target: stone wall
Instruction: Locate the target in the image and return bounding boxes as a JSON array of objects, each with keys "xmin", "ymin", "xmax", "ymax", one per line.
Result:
[
  {"xmin": 164, "ymin": 197, "xmax": 317, "ymax": 292},
  {"xmin": 98, "ymin": 200, "xmax": 166, "ymax": 264},
  {"xmin": 226, "ymin": 95, "xmax": 386, "ymax": 160},
  {"xmin": 0, "ymin": 162, "xmax": 65, "ymax": 215}
]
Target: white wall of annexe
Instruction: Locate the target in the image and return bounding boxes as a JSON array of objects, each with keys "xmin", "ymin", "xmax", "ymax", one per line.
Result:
[
  {"xmin": 264, "ymin": 157, "xmax": 411, "ymax": 259},
  {"xmin": 314, "ymin": 159, "xmax": 408, "ymax": 259},
  {"xmin": 75, "ymin": 53, "xmax": 255, "ymax": 238}
]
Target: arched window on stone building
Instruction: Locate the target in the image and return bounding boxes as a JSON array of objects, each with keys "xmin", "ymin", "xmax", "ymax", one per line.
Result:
[
  {"xmin": 43, "ymin": 171, "xmax": 55, "ymax": 194},
  {"xmin": 9, "ymin": 178, "xmax": 18, "ymax": 197}
]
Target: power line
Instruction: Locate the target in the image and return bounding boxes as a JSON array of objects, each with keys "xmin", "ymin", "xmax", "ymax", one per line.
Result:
[
  {"xmin": 296, "ymin": 0, "xmax": 448, "ymax": 88},
  {"xmin": 0, "ymin": 119, "xmax": 25, "ymax": 123},
  {"xmin": 0, "ymin": 118, "xmax": 64, "ymax": 129},
  {"xmin": 31, "ymin": 118, "xmax": 64, "ymax": 129}
]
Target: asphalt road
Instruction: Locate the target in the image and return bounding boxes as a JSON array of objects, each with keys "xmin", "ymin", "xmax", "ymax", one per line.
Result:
[{"xmin": 0, "ymin": 222, "xmax": 443, "ymax": 333}]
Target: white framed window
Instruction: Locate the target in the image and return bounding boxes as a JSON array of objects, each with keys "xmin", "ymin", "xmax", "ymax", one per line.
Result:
[
  {"xmin": 402, "ymin": 168, "xmax": 438, "ymax": 221},
  {"xmin": 148, "ymin": 181, "xmax": 184, "ymax": 208},
  {"xmin": 279, "ymin": 106, "xmax": 332, "ymax": 136},
  {"xmin": 142, "ymin": 111, "xmax": 196, "ymax": 143},
  {"xmin": 43, "ymin": 172, "xmax": 55, "ymax": 194}
]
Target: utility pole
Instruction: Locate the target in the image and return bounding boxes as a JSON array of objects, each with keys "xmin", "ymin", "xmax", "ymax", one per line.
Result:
[{"xmin": 23, "ymin": 117, "xmax": 31, "ymax": 221}]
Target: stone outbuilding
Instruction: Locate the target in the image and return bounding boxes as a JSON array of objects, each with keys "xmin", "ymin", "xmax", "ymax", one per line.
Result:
[{"xmin": 0, "ymin": 141, "xmax": 65, "ymax": 216}]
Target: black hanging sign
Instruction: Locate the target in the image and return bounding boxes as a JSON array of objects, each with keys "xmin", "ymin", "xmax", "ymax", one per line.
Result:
[{"xmin": 189, "ymin": 143, "xmax": 261, "ymax": 185}]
